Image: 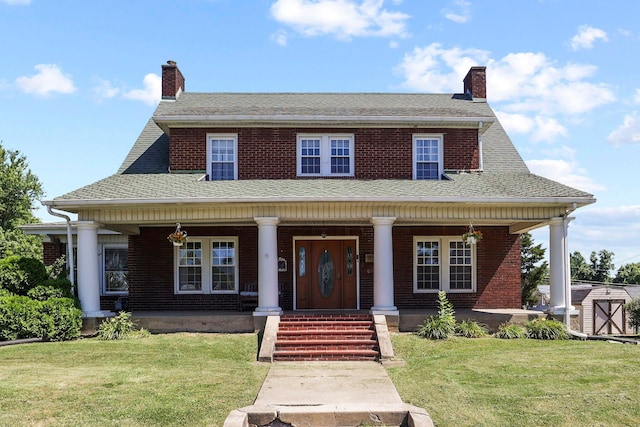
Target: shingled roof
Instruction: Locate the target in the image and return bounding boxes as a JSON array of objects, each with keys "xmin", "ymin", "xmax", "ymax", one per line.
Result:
[{"xmin": 49, "ymin": 91, "xmax": 594, "ymax": 209}]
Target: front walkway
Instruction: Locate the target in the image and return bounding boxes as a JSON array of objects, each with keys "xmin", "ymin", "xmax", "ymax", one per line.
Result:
[{"xmin": 224, "ymin": 361, "xmax": 434, "ymax": 426}]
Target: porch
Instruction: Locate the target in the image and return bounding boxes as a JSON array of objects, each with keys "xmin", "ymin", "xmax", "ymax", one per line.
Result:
[{"xmin": 117, "ymin": 308, "xmax": 547, "ymax": 334}]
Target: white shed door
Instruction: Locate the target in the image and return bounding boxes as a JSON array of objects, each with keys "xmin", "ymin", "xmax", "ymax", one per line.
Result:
[{"xmin": 593, "ymin": 300, "xmax": 626, "ymax": 335}]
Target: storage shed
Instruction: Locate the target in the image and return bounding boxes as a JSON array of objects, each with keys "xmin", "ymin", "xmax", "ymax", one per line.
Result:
[{"xmin": 572, "ymin": 285, "xmax": 633, "ymax": 335}]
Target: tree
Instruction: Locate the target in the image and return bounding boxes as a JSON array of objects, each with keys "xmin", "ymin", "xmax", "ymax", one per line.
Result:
[
  {"xmin": 0, "ymin": 142, "xmax": 44, "ymax": 260},
  {"xmin": 613, "ymin": 263, "xmax": 640, "ymax": 285},
  {"xmin": 520, "ymin": 232, "xmax": 548, "ymax": 307},
  {"xmin": 0, "ymin": 143, "xmax": 44, "ymax": 229},
  {"xmin": 571, "ymin": 250, "xmax": 615, "ymax": 283}
]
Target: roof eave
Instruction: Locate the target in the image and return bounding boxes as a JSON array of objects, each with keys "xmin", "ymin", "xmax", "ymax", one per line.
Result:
[
  {"xmin": 152, "ymin": 115, "xmax": 495, "ymax": 133},
  {"xmin": 43, "ymin": 195, "xmax": 596, "ymax": 213}
]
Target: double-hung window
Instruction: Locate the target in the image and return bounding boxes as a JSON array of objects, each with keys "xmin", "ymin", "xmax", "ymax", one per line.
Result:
[
  {"xmin": 413, "ymin": 134, "xmax": 443, "ymax": 180},
  {"xmin": 175, "ymin": 237, "xmax": 238, "ymax": 294},
  {"xmin": 103, "ymin": 245, "xmax": 128, "ymax": 294},
  {"xmin": 297, "ymin": 134, "xmax": 354, "ymax": 177},
  {"xmin": 207, "ymin": 134, "xmax": 238, "ymax": 180},
  {"xmin": 414, "ymin": 236, "xmax": 475, "ymax": 292}
]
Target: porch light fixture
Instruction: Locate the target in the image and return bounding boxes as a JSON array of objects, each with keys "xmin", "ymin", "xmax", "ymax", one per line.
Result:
[
  {"xmin": 462, "ymin": 223, "xmax": 482, "ymax": 246},
  {"xmin": 168, "ymin": 223, "xmax": 188, "ymax": 246}
]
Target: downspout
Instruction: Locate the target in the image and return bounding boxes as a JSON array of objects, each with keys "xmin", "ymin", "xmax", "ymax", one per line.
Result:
[
  {"xmin": 46, "ymin": 205, "xmax": 75, "ymax": 294},
  {"xmin": 477, "ymin": 122, "xmax": 484, "ymax": 172},
  {"xmin": 562, "ymin": 203, "xmax": 587, "ymax": 339}
]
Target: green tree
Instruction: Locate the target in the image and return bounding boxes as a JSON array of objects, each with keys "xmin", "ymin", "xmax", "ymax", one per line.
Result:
[
  {"xmin": 0, "ymin": 142, "xmax": 44, "ymax": 260},
  {"xmin": 0, "ymin": 143, "xmax": 44, "ymax": 228},
  {"xmin": 613, "ymin": 263, "xmax": 640, "ymax": 284},
  {"xmin": 520, "ymin": 232, "xmax": 548, "ymax": 307},
  {"xmin": 571, "ymin": 250, "xmax": 615, "ymax": 283}
]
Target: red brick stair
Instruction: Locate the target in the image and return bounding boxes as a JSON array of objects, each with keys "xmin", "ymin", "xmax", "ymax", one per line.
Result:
[{"xmin": 273, "ymin": 314, "xmax": 380, "ymax": 361}]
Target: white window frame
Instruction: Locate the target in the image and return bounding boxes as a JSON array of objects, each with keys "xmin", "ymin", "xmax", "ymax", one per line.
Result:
[
  {"xmin": 413, "ymin": 236, "xmax": 476, "ymax": 293},
  {"xmin": 297, "ymin": 134, "xmax": 355, "ymax": 177},
  {"xmin": 206, "ymin": 133, "xmax": 238, "ymax": 180},
  {"xmin": 412, "ymin": 134, "xmax": 443, "ymax": 180},
  {"xmin": 101, "ymin": 244, "xmax": 128, "ymax": 296},
  {"xmin": 174, "ymin": 237, "xmax": 239, "ymax": 294}
]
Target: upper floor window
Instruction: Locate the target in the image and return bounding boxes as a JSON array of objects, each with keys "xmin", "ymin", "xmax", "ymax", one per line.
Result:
[
  {"xmin": 414, "ymin": 236, "xmax": 476, "ymax": 293},
  {"xmin": 413, "ymin": 135, "xmax": 443, "ymax": 180},
  {"xmin": 297, "ymin": 134, "xmax": 354, "ymax": 177},
  {"xmin": 207, "ymin": 134, "xmax": 237, "ymax": 180}
]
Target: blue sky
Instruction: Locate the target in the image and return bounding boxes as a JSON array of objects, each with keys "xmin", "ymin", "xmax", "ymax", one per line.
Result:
[{"xmin": 1, "ymin": 0, "xmax": 639, "ymax": 270}]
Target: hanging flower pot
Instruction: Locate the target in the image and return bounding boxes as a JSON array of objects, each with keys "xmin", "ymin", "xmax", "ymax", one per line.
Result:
[
  {"xmin": 168, "ymin": 223, "xmax": 188, "ymax": 246},
  {"xmin": 462, "ymin": 226, "xmax": 482, "ymax": 246}
]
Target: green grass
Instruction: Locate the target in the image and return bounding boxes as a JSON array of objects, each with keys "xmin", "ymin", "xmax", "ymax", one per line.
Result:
[
  {"xmin": 3, "ymin": 332, "xmax": 639, "ymax": 427},
  {"xmin": 388, "ymin": 334, "xmax": 640, "ymax": 427},
  {"xmin": 0, "ymin": 333, "xmax": 268, "ymax": 426}
]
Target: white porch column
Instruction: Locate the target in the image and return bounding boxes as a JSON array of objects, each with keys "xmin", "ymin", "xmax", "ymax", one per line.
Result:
[
  {"xmin": 370, "ymin": 217, "xmax": 398, "ymax": 315},
  {"xmin": 254, "ymin": 217, "xmax": 282, "ymax": 316},
  {"xmin": 76, "ymin": 222, "xmax": 107, "ymax": 317},
  {"xmin": 548, "ymin": 217, "xmax": 574, "ymax": 314}
]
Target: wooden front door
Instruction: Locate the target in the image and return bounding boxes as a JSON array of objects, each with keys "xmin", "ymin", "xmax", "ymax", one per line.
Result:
[{"xmin": 295, "ymin": 239, "xmax": 357, "ymax": 310}]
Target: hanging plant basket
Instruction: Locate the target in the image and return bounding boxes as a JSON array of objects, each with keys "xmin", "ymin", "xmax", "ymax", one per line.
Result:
[
  {"xmin": 462, "ymin": 226, "xmax": 482, "ymax": 246},
  {"xmin": 168, "ymin": 223, "xmax": 188, "ymax": 246}
]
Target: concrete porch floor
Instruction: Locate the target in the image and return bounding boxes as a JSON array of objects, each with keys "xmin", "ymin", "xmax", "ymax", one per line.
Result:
[{"xmin": 129, "ymin": 308, "xmax": 547, "ymax": 334}]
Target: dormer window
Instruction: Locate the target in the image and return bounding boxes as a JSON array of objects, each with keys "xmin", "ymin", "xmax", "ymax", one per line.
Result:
[
  {"xmin": 207, "ymin": 133, "xmax": 238, "ymax": 180},
  {"xmin": 297, "ymin": 134, "xmax": 354, "ymax": 177},
  {"xmin": 413, "ymin": 134, "xmax": 443, "ymax": 180}
]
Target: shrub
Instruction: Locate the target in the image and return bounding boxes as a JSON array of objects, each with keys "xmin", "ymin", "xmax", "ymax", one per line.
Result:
[
  {"xmin": 0, "ymin": 295, "xmax": 41, "ymax": 340},
  {"xmin": 97, "ymin": 312, "xmax": 149, "ymax": 340},
  {"xmin": 45, "ymin": 255, "xmax": 68, "ymax": 280},
  {"xmin": 0, "ymin": 256, "xmax": 48, "ymax": 295},
  {"xmin": 38, "ymin": 298, "xmax": 82, "ymax": 341},
  {"xmin": 456, "ymin": 320, "xmax": 488, "ymax": 338},
  {"xmin": 494, "ymin": 323, "xmax": 527, "ymax": 339},
  {"xmin": 626, "ymin": 298, "xmax": 640, "ymax": 333},
  {"xmin": 416, "ymin": 291, "xmax": 456, "ymax": 340},
  {"xmin": 27, "ymin": 285, "xmax": 66, "ymax": 301},
  {"xmin": 526, "ymin": 318, "xmax": 569, "ymax": 340},
  {"xmin": 0, "ymin": 295, "xmax": 81, "ymax": 342}
]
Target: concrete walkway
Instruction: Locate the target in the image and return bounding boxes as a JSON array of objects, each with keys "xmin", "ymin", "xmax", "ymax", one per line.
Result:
[{"xmin": 224, "ymin": 361, "xmax": 434, "ymax": 426}]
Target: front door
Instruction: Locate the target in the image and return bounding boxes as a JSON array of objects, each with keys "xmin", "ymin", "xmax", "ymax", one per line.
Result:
[{"xmin": 295, "ymin": 239, "xmax": 357, "ymax": 309}]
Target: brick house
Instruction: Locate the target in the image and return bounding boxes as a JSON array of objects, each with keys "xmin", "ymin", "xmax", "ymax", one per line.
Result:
[{"xmin": 41, "ymin": 61, "xmax": 595, "ymax": 324}]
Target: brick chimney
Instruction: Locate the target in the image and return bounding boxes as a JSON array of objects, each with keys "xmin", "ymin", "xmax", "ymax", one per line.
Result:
[
  {"xmin": 161, "ymin": 60, "xmax": 185, "ymax": 99},
  {"xmin": 463, "ymin": 66, "xmax": 486, "ymax": 100}
]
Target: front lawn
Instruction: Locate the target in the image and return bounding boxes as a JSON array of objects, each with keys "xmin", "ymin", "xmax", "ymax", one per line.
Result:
[
  {"xmin": 0, "ymin": 333, "xmax": 268, "ymax": 426},
  {"xmin": 388, "ymin": 334, "xmax": 640, "ymax": 427},
  {"xmin": 2, "ymin": 332, "xmax": 639, "ymax": 426}
]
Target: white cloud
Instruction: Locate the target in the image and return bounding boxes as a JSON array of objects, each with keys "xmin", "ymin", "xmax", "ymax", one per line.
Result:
[
  {"xmin": 634, "ymin": 89, "xmax": 640, "ymax": 104},
  {"xmin": 389, "ymin": 40, "xmax": 399, "ymax": 48},
  {"xmin": 15, "ymin": 64, "xmax": 76, "ymax": 96},
  {"xmin": 0, "ymin": 0, "xmax": 31, "ymax": 4},
  {"xmin": 271, "ymin": 29, "xmax": 288, "ymax": 46},
  {"xmin": 395, "ymin": 43, "xmax": 490, "ymax": 92},
  {"xmin": 90, "ymin": 78, "xmax": 120, "ymax": 101},
  {"xmin": 530, "ymin": 116, "xmax": 568, "ymax": 142},
  {"xmin": 607, "ymin": 112, "xmax": 640, "ymax": 146},
  {"xmin": 270, "ymin": 0, "xmax": 410, "ymax": 40},
  {"xmin": 571, "ymin": 25, "xmax": 608, "ymax": 51},
  {"xmin": 396, "ymin": 44, "xmax": 615, "ymax": 144},
  {"xmin": 122, "ymin": 73, "xmax": 161, "ymax": 106},
  {"xmin": 526, "ymin": 159, "xmax": 605, "ymax": 193},
  {"xmin": 442, "ymin": 0, "xmax": 471, "ymax": 24}
]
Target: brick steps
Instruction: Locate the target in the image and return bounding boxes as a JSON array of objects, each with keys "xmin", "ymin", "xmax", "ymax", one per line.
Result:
[{"xmin": 273, "ymin": 314, "xmax": 380, "ymax": 362}]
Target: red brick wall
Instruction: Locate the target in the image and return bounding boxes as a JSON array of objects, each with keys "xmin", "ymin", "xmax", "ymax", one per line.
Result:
[
  {"xmin": 122, "ymin": 224, "xmax": 518, "ymax": 311},
  {"xmin": 43, "ymin": 239, "xmax": 65, "ymax": 266},
  {"xmin": 393, "ymin": 226, "xmax": 521, "ymax": 309},
  {"xmin": 168, "ymin": 127, "xmax": 479, "ymax": 176}
]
